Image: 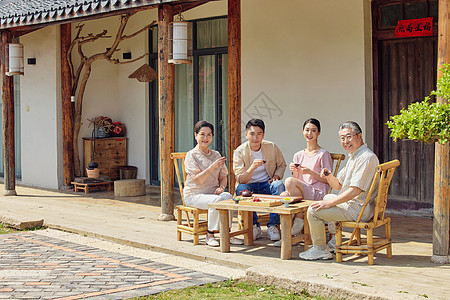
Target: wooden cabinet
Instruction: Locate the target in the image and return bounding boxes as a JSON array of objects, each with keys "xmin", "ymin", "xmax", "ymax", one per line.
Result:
[{"xmin": 83, "ymin": 137, "xmax": 127, "ymax": 180}]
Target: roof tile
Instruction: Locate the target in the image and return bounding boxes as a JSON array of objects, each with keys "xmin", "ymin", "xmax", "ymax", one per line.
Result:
[{"xmin": 0, "ymin": 0, "xmax": 186, "ymax": 29}]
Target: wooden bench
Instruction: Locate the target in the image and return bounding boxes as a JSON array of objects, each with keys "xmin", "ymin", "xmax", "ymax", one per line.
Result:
[{"xmin": 71, "ymin": 181, "xmax": 113, "ymax": 194}]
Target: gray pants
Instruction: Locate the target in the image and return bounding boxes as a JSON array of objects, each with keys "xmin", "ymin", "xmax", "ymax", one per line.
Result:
[{"xmin": 307, "ymin": 194, "xmax": 354, "ymax": 246}]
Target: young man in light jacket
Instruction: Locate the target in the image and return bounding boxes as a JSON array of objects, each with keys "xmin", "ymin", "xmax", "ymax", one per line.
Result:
[{"xmin": 234, "ymin": 118, "xmax": 287, "ymax": 241}]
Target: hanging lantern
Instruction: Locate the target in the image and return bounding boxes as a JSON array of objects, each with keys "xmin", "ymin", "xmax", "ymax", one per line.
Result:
[
  {"xmin": 6, "ymin": 43, "xmax": 24, "ymax": 76},
  {"xmin": 168, "ymin": 13, "xmax": 192, "ymax": 64}
]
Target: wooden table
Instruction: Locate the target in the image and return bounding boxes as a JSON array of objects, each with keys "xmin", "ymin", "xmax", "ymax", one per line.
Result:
[
  {"xmin": 71, "ymin": 181, "xmax": 113, "ymax": 194},
  {"xmin": 209, "ymin": 199, "xmax": 314, "ymax": 260}
]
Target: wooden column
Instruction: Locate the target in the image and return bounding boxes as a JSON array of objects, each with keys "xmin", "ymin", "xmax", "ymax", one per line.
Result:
[
  {"xmin": 61, "ymin": 24, "xmax": 74, "ymax": 187},
  {"xmin": 432, "ymin": 0, "xmax": 450, "ymax": 264},
  {"xmin": 227, "ymin": 0, "xmax": 241, "ymax": 195},
  {"xmin": 158, "ymin": 4, "xmax": 175, "ymax": 221},
  {"xmin": 1, "ymin": 30, "xmax": 16, "ymax": 196}
]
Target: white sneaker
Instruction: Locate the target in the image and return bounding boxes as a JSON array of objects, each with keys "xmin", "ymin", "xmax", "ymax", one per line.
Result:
[
  {"xmin": 291, "ymin": 218, "xmax": 304, "ymax": 236},
  {"xmin": 299, "ymin": 245, "xmax": 332, "ymax": 260},
  {"xmin": 230, "ymin": 237, "xmax": 244, "ymax": 245},
  {"xmin": 327, "ymin": 235, "xmax": 336, "ymax": 253},
  {"xmin": 206, "ymin": 237, "xmax": 219, "ymax": 247},
  {"xmin": 253, "ymin": 224, "xmax": 262, "ymax": 240},
  {"xmin": 267, "ymin": 225, "xmax": 281, "ymax": 241},
  {"xmin": 274, "ymin": 240, "xmax": 281, "ymax": 247}
]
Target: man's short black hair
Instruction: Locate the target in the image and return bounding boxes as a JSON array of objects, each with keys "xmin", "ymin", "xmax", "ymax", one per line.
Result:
[{"xmin": 245, "ymin": 118, "xmax": 265, "ymax": 132}]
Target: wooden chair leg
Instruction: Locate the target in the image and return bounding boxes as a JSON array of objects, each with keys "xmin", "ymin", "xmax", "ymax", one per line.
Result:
[
  {"xmin": 335, "ymin": 222, "xmax": 343, "ymax": 262},
  {"xmin": 355, "ymin": 228, "xmax": 361, "ymax": 245},
  {"xmin": 386, "ymin": 220, "xmax": 392, "ymax": 258},
  {"xmin": 193, "ymin": 211, "xmax": 200, "ymax": 245},
  {"xmin": 367, "ymin": 228, "xmax": 374, "ymax": 265},
  {"xmin": 177, "ymin": 209, "xmax": 182, "ymax": 241}
]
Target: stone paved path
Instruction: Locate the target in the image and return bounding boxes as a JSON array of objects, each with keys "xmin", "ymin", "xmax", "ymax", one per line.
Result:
[{"xmin": 0, "ymin": 232, "xmax": 226, "ymax": 300}]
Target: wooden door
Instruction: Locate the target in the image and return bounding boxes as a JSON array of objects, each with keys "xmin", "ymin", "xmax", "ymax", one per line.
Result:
[{"xmin": 378, "ymin": 37, "xmax": 436, "ymax": 207}]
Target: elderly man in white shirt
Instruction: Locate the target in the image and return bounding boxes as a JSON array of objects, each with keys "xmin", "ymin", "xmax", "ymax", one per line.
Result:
[{"xmin": 299, "ymin": 121, "xmax": 379, "ymax": 260}]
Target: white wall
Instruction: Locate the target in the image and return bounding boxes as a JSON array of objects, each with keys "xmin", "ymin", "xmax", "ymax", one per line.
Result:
[
  {"xmin": 20, "ymin": 26, "xmax": 62, "ymax": 188},
  {"xmin": 241, "ymin": 0, "xmax": 371, "ymax": 178}
]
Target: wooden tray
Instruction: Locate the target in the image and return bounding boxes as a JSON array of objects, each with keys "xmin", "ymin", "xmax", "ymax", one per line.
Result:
[{"xmin": 238, "ymin": 194, "xmax": 302, "ymax": 207}]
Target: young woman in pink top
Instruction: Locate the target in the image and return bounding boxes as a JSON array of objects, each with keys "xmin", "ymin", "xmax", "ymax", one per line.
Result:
[{"xmin": 279, "ymin": 118, "xmax": 333, "ymax": 241}]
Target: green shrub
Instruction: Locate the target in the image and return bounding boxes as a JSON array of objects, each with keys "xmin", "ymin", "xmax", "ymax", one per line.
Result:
[{"xmin": 386, "ymin": 64, "xmax": 450, "ymax": 145}]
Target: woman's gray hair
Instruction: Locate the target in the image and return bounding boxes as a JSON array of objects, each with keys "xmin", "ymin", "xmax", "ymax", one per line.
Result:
[{"xmin": 339, "ymin": 121, "xmax": 362, "ymax": 135}]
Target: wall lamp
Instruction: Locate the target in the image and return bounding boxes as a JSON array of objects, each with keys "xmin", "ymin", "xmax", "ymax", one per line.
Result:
[{"xmin": 6, "ymin": 43, "xmax": 24, "ymax": 76}]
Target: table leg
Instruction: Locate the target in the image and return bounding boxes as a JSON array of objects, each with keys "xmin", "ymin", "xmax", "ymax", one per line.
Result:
[
  {"xmin": 243, "ymin": 211, "xmax": 254, "ymax": 246},
  {"xmin": 303, "ymin": 207, "xmax": 311, "ymax": 251},
  {"xmin": 280, "ymin": 214, "xmax": 292, "ymax": 260},
  {"xmin": 218, "ymin": 209, "xmax": 230, "ymax": 252}
]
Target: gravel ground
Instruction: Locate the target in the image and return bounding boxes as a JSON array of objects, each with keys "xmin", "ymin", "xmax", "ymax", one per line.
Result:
[{"xmin": 33, "ymin": 229, "xmax": 246, "ymax": 280}]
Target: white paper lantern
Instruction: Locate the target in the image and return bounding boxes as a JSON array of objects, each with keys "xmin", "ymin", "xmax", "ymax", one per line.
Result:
[
  {"xmin": 169, "ymin": 21, "xmax": 192, "ymax": 64},
  {"xmin": 6, "ymin": 43, "xmax": 24, "ymax": 76}
]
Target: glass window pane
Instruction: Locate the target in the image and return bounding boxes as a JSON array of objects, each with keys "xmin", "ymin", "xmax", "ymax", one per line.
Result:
[
  {"xmin": 0, "ymin": 75, "xmax": 21, "ymax": 177},
  {"xmin": 175, "ymin": 64, "xmax": 194, "ymax": 152},
  {"xmin": 381, "ymin": 4, "xmax": 402, "ymax": 28},
  {"xmin": 198, "ymin": 55, "xmax": 217, "ymax": 150},
  {"xmin": 149, "ymin": 58, "xmax": 160, "ymax": 182},
  {"xmin": 405, "ymin": 2, "xmax": 426, "ymax": 20},
  {"xmin": 152, "ymin": 27, "xmax": 158, "ymax": 53},
  {"xmin": 197, "ymin": 18, "xmax": 228, "ymax": 49}
]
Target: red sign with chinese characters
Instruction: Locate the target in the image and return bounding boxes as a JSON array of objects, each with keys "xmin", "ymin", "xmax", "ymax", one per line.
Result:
[{"xmin": 395, "ymin": 17, "xmax": 433, "ymax": 38}]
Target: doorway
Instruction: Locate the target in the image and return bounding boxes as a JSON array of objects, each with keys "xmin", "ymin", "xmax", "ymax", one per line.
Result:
[{"xmin": 373, "ymin": 0, "xmax": 437, "ymax": 209}]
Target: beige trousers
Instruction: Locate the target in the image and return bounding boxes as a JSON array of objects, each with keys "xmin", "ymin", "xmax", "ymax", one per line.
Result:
[{"xmin": 307, "ymin": 194, "xmax": 354, "ymax": 246}]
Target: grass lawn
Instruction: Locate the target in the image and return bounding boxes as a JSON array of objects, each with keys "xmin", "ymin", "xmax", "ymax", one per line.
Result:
[
  {"xmin": 0, "ymin": 223, "xmax": 16, "ymax": 234},
  {"xmin": 0, "ymin": 223, "xmax": 45, "ymax": 234},
  {"xmin": 131, "ymin": 279, "xmax": 335, "ymax": 300}
]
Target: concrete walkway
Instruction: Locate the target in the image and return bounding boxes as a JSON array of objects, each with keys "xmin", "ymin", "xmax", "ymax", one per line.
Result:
[{"xmin": 0, "ymin": 184, "xmax": 449, "ymax": 300}]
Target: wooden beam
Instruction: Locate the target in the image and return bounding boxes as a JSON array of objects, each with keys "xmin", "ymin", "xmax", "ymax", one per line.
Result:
[
  {"xmin": 158, "ymin": 4, "xmax": 175, "ymax": 221},
  {"xmin": 1, "ymin": 30, "xmax": 16, "ymax": 196},
  {"xmin": 61, "ymin": 24, "xmax": 74, "ymax": 187},
  {"xmin": 227, "ymin": 0, "xmax": 241, "ymax": 195},
  {"xmin": 433, "ymin": 0, "xmax": 450, "ymax": 263}
]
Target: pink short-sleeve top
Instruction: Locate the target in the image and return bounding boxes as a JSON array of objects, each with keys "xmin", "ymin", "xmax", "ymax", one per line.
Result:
[{"xmin": 292, "ymin": 148, "xmax": 333, "ymax": 197}]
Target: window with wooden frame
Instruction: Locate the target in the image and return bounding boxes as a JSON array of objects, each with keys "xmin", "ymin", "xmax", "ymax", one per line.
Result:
[{"xmin": 374, "ymin": 0, "xmax": 437, "ymax": 31}]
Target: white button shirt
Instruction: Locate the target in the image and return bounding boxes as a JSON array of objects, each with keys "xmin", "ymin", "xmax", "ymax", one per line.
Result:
[{"xmin": 336, "ymin": 144, "xmax": 379, "ymax": 222}]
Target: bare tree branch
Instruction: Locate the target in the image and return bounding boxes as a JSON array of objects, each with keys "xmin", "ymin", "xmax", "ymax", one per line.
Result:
[
  {"xmin": 67, "ymin": 13, "xmax": 156, "ymax": 176},
  {"xmin": 121, "ymin": 20, "xmax": 156, "ymax": 41}
]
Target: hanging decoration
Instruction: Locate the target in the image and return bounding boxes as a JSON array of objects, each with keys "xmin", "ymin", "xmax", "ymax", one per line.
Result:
[{"xmin": 168, "ymin": 12, "xmax": 192, "ymax": 64}]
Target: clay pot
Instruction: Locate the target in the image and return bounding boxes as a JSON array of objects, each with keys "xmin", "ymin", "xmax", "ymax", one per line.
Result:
[{"xmin": 241, "ymin": 190, "xmax": 253, "ymax": 197}]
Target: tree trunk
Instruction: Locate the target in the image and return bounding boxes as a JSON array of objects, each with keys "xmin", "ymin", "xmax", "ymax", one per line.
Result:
[
  {"xmin": 73, "ymin": 62, "xmax": 92, "ymax": 177},
  {"xmin": 158, "ymin": 4, "xmax": 175, "ymax": 221},
  {"xmin": 1, "ymin": 30, "xmax": 16, "ymax": 196},
  {"xmin": 61, "ymin": 24, "xmax": 74, "ymax": 186},
  {"xmin": 228, "ymin": 0, "xmax": 241, "ymax": 195},
  {"xmin": 432, "ymin": 0, "xmax": 450, "ymax": 264}
]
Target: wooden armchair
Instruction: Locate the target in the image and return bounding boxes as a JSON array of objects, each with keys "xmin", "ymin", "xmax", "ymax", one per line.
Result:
[
  {"xmin": 171, "ymin": 152, "xmax": 208, "ymax": 245},
  {"xmin": 335, "ymin": 159, "xmax": 400, "ymax": 265},
  {"xmin": 328, "ymin": 153, "xmax": 346, "ymax": 193}
]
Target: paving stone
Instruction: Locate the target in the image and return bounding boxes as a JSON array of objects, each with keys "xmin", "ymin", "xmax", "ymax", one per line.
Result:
[{"xmin": 0, "ymin": 233, "xmax": 226, "ymax": 299}]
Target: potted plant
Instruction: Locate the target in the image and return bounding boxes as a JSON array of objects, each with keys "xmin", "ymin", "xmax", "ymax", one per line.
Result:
[{"xmin": 386, "ymin": 64, "xmax": 450, "ymax": 144}]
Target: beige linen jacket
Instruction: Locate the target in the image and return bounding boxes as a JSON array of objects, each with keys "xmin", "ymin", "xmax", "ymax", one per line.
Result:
[{"xmin": 233, "ymin": 140, "xmax": 286, "ymax": 188}]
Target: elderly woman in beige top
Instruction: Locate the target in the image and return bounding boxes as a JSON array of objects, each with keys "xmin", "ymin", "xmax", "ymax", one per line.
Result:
[{"xmin": 183, "ymin": 121, "xmax": 243, "ymax": 247}]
